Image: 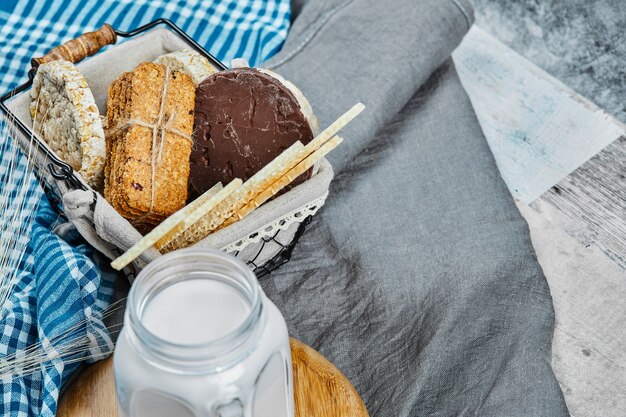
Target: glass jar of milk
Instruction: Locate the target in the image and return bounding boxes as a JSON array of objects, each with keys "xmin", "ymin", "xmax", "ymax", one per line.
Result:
[{"xmin": 114, "ymin": 248, "xmax": 294, "ymax": 417}]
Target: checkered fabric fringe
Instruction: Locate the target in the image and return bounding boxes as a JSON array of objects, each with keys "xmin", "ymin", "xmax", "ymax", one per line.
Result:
[{"xmin": 0, "ymin": 1, "xmax": 290, "ymax": 416}]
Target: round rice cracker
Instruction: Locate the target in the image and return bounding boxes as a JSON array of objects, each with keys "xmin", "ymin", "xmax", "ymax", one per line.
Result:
[
  {"xmin": 30, "ymin": 60, "xmax": 106, "ymax": 190},
  {"xmin": 257, "ymin": 68, "xmax": 320, "ymax": 135},
  {"xmin": 154, "ymin": 49, "xmax": 218, "ymax": 85}
]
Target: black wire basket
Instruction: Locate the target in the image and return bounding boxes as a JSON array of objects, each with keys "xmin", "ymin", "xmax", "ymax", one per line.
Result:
[{"xmin": 0, "ymin": 19, "xmax": 326, "ymax": 278}]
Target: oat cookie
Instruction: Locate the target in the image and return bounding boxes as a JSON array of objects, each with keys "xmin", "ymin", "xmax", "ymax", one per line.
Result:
[{"xmin": 104, "ymin": 62, "xmax": 195, "ymax": 228}]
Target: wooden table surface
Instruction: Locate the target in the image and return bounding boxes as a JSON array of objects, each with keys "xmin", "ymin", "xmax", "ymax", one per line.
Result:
[
  {"xmin": 453, "ymin": 27, "xmax": 626, "ymax": 416},
  {"xmin": 58, "ymin": 338, "xmax": 369, "ymax": 417}
]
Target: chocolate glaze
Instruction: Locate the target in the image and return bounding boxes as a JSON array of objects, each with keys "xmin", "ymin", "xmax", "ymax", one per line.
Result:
[{"xmin": 189, "ymin": 68, "xmax": 314, "ymax": 199}]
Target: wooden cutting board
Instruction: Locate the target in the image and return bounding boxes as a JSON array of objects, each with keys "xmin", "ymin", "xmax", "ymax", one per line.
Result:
[{"xmin": 57, "ymin": 338, "xmax": 369, "ymax": 417}]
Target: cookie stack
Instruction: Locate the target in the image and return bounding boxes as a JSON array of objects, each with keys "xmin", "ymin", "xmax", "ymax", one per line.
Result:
[{"xmin": 104, "ymin": 62, "xmax": 195, "ymax": 228}]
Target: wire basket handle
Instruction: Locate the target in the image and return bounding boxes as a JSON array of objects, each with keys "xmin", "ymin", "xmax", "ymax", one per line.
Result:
[{"xmin": 31, "ymin": 24, "xmax": 117, "ymax": 69}]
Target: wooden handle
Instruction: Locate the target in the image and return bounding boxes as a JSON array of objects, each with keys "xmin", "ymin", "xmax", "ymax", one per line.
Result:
[{"xmin": 31, "ymin": 24, "xmax": 116, "ymax": 68}]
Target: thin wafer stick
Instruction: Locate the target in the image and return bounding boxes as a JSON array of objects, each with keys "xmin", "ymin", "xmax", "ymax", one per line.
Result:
[
  {"xmin": 111, "ymin": 180, "xmax": 240, "ymax": 270},
  {"xmin": 223, "ymin": 136, "xmax": 344, "ymax": 227},
  {"xmin": 233, "ymin": 102, "xmax": 365, "ymax": 207},
  {"xmin": 156, "ymin": 142, "xmax": 305, "ymax": 251},
  {"xmin": 216, "ymin": 141, "xmax": 305, "ymax": 212},
  {"xmin": 152, "ymin": 178, "xmax": 237, "ymax": 249},
  {"xmin": 110, "ymin": 182, "xmax": 224, "ymax": 270},
  {"xmin": 181, "ymin": 182, "xmax": 223, "ymax": 211},
  {"xmin": 143, "ymin": 103, "xmax": 363, "ymax": 252},
  {"xmin": 303, "ymin": 102, "xmax": 364, "ymax": 154},
  {"xmin": 212, "ymin": 103, "xmax": 365, "ymax": 230}
]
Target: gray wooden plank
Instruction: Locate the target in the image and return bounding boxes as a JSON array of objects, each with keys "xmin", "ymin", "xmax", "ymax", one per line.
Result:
[
  {"xmin": 453, "ymin": 27, "xmax": 624, "ymax": 204},
  {"xmin": 454, "ymin": 25, "xmax": 626, "ymax": 417},
  {"xmin": 518, "ymin": 203, "xmax": 626, "ymax": 417},
  {"xmin": 531, "ymin": 136, "xmax": 625, "ymax": 268}
]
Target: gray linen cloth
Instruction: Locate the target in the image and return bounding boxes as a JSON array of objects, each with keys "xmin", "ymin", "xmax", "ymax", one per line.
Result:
[
  {"xmin": 102, "ymin": 0, "xmax": 571, "ymax": 415},
  {"xmin": 256, "ymin": 0, "xmax": 570, "ymax": 415}
]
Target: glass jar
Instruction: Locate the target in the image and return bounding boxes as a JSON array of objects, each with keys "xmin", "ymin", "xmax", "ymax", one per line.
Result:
[{"xmin": 114, "ymin": 248, "xmax": 294, "ymax": 417}]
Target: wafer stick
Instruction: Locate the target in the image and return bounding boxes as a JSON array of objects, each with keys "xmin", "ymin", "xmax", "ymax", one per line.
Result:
[
  {"xmin": 222, "ymin": 141, "xmax": 305, "ymax": 208},
  {"xmin": 303, "ymin": 102, "xmax": 364, "ymax": 155},
  {"xmin": 222, "ymin": 136, "xmax": 344, "ymax": 228},
  {"xmin": 212, "ymin": 103, "xmax": 365, "ymax": 227},
  {"xmin": 156, "ymin": 142, "xmax": 305, "ymax": 252},
  {"xmin": 110, "ymin": 182, "xmax": 224, "ymax": 270},
  {"xmin": 237, "ymin": 102, "xmax": 365, "ymax": 206},
  {"xmin": 139, "ymin": 103, "xmax": 364, "ymax": 253},
  {"xmin": 110, "ymin": 180, "xmax": 238, "ymax": 270},
  {"xmin": 152, "ymin": 178, "xmax": 242, "ymax": 249}
]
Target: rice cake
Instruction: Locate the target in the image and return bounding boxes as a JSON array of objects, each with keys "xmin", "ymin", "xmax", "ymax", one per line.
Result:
[
  {"xmin": 30, "ymin": 60, "xmax": 106, "ymax": 189},
  {"xmin": 154, "ymin": 49, "xmax": 218, "ymax": 85}
]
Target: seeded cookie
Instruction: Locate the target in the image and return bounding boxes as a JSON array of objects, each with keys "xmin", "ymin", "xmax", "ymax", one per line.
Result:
[
  {"xmin": 30, "ymin": 60, "xmax": 106, "ymax": 189},
  {"xmin": 104, "ymin": 62, "xmax": 195, "ymax": 229},
  {"xmin": 154, "ymin": 49, "xmax": 218, "ymax": 85}
]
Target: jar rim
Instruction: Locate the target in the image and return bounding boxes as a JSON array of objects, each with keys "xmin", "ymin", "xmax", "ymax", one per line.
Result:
[{"xmin": 126, "ymin": 248, "xmax": 263, "ymax": 368}]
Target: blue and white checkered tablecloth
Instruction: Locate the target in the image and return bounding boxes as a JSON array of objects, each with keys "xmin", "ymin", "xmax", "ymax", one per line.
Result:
[{"xmin": 0, "ymin": 1, "xmax": 291, "ymax": 416}]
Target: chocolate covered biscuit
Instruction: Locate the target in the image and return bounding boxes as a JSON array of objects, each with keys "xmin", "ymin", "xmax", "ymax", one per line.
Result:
[{"xmin": 189, "ymin": 68, "xmax": 315, "ymax": 199}]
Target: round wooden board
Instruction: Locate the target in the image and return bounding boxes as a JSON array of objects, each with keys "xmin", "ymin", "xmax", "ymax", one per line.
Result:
[{"xmin": 58, "ymin": 338, "xmax": 369, "ymax": 417}]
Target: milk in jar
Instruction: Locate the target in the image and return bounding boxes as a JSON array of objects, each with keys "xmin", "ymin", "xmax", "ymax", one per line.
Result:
[{"xmin": 114, "ymin": 248, "xmax": 294, "ymax": 417}]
